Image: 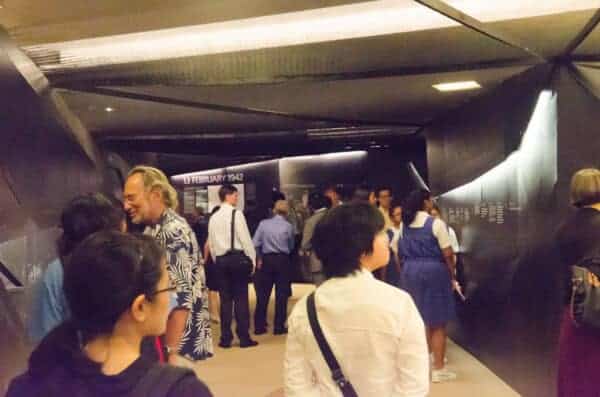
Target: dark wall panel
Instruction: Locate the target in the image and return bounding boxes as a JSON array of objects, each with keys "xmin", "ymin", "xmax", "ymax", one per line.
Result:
[
  {"xmin": 172, "ymin": 159, "xmax": 280, "ymax": 233},
  {"xmin": 427, "ymin": 66, "xmax": 547, "ymax": 195},
  {"xmin": 0, "ymin": 35, "xmax": 107, "ymax": 393},
  {"xmin": 170, "ymin": 145, "xmax": 427, "ymax": 222},
  {"xmin": 423, "ymin": 65, "xmax": 565, "ymax": 396},
  {"xmin": 555, "ymin": 67, "xmax": 600, "ymax": 214}
]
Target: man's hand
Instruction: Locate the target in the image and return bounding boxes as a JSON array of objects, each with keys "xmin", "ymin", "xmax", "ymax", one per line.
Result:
[
  {"xmin": 166, "ymin": 308, "xmax": 189, "ymax": 359},
  {"xmin": 453, "ymin": 280, "xmax": 466, "ymax": 301},
  {"xmin": 256, "ymin": 258, "xmax": 262, "ymax": 270}
]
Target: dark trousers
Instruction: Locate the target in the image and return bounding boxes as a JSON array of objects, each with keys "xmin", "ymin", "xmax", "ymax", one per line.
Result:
[
  {"xmin": 215, "ymin": 253, "xmax": 253, "ymax": 343},
  {"xmin": 254, "ymin": 253, "xmax": 291, "ymax": 332}
]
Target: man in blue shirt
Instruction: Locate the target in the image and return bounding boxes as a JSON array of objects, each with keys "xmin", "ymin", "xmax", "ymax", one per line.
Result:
[{"xmin": 252, "ymin": 200, "xmax": 295, "ymax": 335}]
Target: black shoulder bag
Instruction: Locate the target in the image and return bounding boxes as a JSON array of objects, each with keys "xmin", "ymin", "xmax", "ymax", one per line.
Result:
[
  {"xmin": 307, "ymin": 292, "xmax": 358, "ymax": 397},
  {"xmin": 571, "ymin": 256, "xmax": 600, "ymax": 329},
  {"xmin": 228, "ymin": 209, "xmax": 253, "ymax": 274}
]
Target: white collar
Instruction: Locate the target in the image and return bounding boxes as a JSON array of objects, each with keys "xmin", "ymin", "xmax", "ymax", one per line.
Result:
[{"xmin": 321, "ymin": 267, "xmax": 374, "ymax": 286}]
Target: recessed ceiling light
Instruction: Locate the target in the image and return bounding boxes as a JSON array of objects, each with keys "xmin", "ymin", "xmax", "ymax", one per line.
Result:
[
  {"xmin": 105, "ymin": 107, "xmax": 114, "ymax": 112},
  {"xmin": 433, "ymin": 81, "xmax": 481, "ymax": 92}
]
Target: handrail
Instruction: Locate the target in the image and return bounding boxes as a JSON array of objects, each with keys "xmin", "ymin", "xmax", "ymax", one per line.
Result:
[{"xmin": 0, "ymin": 260, "xmax": 23, "ymax": 287}]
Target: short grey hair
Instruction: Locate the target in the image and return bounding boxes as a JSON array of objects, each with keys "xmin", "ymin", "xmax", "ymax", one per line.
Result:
[
  {"xmin": 128, "ymin": 165, "xmax": 179, "ymax": 210},
  {"xmin": 273, "ymin": 200, "xmax": 289, "ymax": 216},
  {"xmin": 570, "ymin": 168, "xmax": 600, "ymax": 208}
]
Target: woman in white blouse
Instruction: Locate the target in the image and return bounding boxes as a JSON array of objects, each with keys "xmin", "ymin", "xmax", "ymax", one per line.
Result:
[{"xmin": 284, "ymin": 203, "xmax": 429, "ymax": 397}]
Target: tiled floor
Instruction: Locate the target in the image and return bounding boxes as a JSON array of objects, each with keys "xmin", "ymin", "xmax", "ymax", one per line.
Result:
[{"xmin": 192, "ymin": 284, "xmax": 520, "ymax": 397}]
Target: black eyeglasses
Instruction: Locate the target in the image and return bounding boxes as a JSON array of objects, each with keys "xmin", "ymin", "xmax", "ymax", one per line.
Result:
[{"xmin": 150, "ymin": 281, "xmax": 177, "ymax": 296}]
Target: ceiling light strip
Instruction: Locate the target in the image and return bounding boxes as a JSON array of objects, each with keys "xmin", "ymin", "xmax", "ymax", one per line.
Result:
[{"xmin": 432, "ymin": 80, "xmax": 481, "ymax": 91}]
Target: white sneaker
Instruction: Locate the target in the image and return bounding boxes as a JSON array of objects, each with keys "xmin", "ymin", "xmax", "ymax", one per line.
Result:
[{"xmin": 431, "ymin": 367, "xmax": 457, "ymax": 383}]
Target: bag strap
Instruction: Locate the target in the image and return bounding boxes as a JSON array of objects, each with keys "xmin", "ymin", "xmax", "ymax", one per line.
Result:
[
  {"xmin": 131, "ymin": 364, "xmax": 194, "ymax": 397},
  {"xmin": 230, "ymin": 209, "xmax": 237, "ymax": 251},
  {"xmin": 307, "ymin": 292, "xmax": 358, "ymax": 397}
]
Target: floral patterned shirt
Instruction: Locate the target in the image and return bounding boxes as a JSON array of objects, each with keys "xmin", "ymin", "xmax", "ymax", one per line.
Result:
[{"xmin": 145, "ymin": 208, "xmax": 213, "ymax": 361}]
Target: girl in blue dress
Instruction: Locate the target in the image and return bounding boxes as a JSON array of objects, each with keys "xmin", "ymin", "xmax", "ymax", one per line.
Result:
[{"xmin": 399, "ymin": 189, "xmax": 457, "ymax": 383}]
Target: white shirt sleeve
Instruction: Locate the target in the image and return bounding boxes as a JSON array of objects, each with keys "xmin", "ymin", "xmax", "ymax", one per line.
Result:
[
  {"xmin": 432, "ymin": 218, "xmax": 452, "ymax": 250},
  {"xmin": 284, "ymin": 308, "xmax": 320, "ymax": 397},
  {"xmin": 208, "ymin": 217, "xmax": 216, "ymax": 262},
  {"xmin": 236, "ymin": 210, "xmax": 257, "ymax": 266},
  {"xmin": 448, "ymin": 227, "xmax": 460, "ymax": 253},
  {"xmin": 393, "ymin": 296, "xmax": 430, "ymax": 397}
]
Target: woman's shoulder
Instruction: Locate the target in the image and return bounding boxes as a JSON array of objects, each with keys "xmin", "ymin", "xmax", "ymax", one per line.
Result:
[
  {"xmin": 166, "ymin": 370, "xmax": 213, "ymax": 397},
  {"xmin": 118, "ymin": 360, "xmax": 214, "ymax": 397},
  {"xmin": 139, "ymin": 364, "xmax": 212, "ymax": 397},
  {"xmin": 558, "ymin": 208, "xmax": 600, "ymax": 239}
]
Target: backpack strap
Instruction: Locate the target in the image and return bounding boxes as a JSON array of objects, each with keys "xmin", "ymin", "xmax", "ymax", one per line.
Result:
[
  {"xmin": 132, "ymin": 364, "xmax": 194, "ymax": 397},
  {"xmin": 307, "ymin": 292, "xmax": 358, "ymax": 397}
]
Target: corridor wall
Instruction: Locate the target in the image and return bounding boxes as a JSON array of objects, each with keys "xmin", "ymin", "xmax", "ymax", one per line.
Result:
[
  {"xmin": 0, "ymin": 31, "xmax": 111, "ymax": 393},
  {"xmin": 424, "ymin": 64, "xmax": 600, "ymax": 396}
]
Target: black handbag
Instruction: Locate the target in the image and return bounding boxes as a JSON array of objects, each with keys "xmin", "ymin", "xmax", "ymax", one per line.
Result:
[
  {"xmin": 225, "ymin": 209, "xmax": 253, "ymax": 273},
  {"xmin": 307, "ymin": 292, "xmax": 359, "ymax": 397},
  {"xmin": 571, "ymin": 256, "xmax": 600, "ymax": 329}
]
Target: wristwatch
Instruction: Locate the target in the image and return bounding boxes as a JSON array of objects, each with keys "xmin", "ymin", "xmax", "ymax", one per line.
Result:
[{"xmin": 165, "ymin": 345, "xmax": 176, "ymax": 355}]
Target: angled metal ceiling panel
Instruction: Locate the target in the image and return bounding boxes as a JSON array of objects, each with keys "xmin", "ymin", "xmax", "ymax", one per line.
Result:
[
  {"xmin": 98, "ymin": 64, "xmax": 534, "ymax": 126},
  {"xmin": 572, "ymin": 63, "xmax": 600, "ymax": 99},
  {"xmin": 32, "ymin": 25, "xmax": 532, "ymax": 87},
  {"xmin": 574, "ymin": 23, "xmax": 600, "ymax": 56}
]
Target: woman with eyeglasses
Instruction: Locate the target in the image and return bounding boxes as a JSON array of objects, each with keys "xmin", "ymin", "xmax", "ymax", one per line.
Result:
[{"xmin": 7, "ymin": 231, "xmax": 212, "ymax": 397}]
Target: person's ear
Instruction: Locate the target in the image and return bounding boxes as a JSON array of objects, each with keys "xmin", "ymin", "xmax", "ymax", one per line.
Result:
[
  {"xmin": 130, "ymin": 294, "xmax": 149, "ymax": 323},
  {"xmin": 359, "ymin": 248, "xmax": 373, "ymax": 269},
  {"xmin": 149, "ymin": 187, "xmax": 162, "ymax": 203}
]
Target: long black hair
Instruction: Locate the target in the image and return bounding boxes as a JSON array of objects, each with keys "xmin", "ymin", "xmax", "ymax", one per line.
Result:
[
  {"xmin": 401, "ymin": 189, "xmax": 431, "ymax": 226},
  {"xmin": 27, "ymin": 232, "xmax": 164, "ymax": 379}
]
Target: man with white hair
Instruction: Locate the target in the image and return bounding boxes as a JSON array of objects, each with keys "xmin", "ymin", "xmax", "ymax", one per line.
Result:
[
  {"xmin": 252, "ymin": 200, "xmax": 295, "ymax": 335},
  {"xmin": 124, "ymin": 165, "xmax": 213, "ymax": 362}
]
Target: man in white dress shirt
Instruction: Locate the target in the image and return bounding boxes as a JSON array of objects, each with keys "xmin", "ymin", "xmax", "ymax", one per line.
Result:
[
  {"xmin": 208, "ymin": 184, "xmax": 258, "ymax": 348},
  {"xmin": 285, "ymin": 203, "xmax": 429, "ymax": 397}
]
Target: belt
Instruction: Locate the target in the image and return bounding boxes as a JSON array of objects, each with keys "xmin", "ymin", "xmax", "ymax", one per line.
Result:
[
  {"xmin": 263, "ymin": 252, "xmax": 289, "ymax": 256},
  {"xmin": 217, "ymin": 251, "xmax": 246, "ymax": 259}
]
